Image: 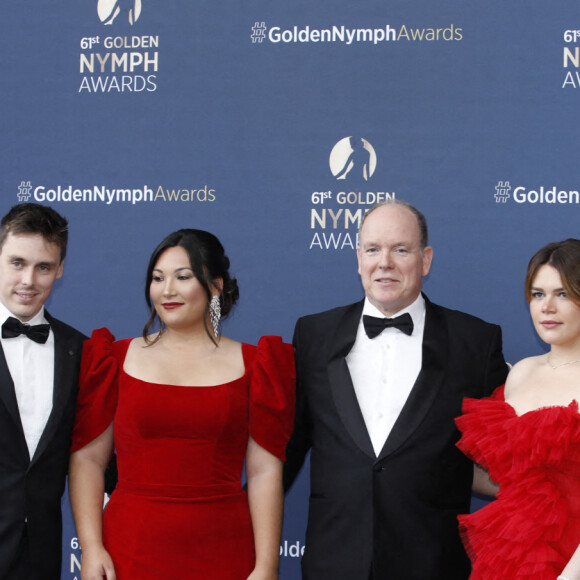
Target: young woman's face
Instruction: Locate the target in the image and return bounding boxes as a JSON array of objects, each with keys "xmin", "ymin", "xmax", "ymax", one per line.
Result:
[
  {"xmin": 529, "ymin": 264, "xmax": 580, "ymax": 348},
  {"xmin": 149, "ymin": 246, "xmax": 208, "ymax": 330}
]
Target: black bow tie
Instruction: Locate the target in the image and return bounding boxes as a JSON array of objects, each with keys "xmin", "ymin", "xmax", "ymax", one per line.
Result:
[
  {"xmin": 363, "ymin": 313, "xmax": 414, "ymax": 339},
  {"xmin": 2, "ymin": 316, "xmax": 50, "ymax": 344}
]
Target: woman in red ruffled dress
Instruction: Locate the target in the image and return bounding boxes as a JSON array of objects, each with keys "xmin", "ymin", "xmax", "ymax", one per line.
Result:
[
  {"xmin": 456, "ymin": 239, "xmax": 580, "ymax": 580},
  {"xmin": 68, "ymin": 229, "xmax": 295, "ymax": 580}
]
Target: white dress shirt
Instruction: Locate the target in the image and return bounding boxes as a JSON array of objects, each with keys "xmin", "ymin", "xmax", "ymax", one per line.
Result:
[
  {"xmin": 0, "ymin": 301, "xmax": 54, "ymax": 459},
  {"xmin": 346, "ymin": 295, "xmax": 426, "ymax": 456}
]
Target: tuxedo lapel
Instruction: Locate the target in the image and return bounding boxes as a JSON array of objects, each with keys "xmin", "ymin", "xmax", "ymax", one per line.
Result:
[
  {"xmin": 31, "ymin": 314, "xmax": 80, "ymax": 464},
  {"xmin": 0, "ymin": 342, "xmax": 26, "ymax": 441},
  {"xmin": 378, "ymin": 297, "xmax": 448, "ymax": 460},
  {"xmin": 328, "ymin": 301, "xmax": 375, "ymax": 459}
]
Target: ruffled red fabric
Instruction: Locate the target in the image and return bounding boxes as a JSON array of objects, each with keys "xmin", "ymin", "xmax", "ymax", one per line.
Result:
[
  {"xmin": 456, "ymin": 385, "xmax": 580, "ymax": 578},
  {"xmin": 71, "ymin": 328, "xmax": 121, "ymax": 452},
  {"xmin": 248, "ymin": 336, "xmax": 296, "ymax": 462}
]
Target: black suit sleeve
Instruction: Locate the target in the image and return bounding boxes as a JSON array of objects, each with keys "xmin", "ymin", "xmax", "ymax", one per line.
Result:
[
  {"xmin": 483, "ymin": 324, "xmax": 509, "ymax": 397},
  {"xmin": 283, "ymin": 317, "xmax": 313, "ymax": 491}
]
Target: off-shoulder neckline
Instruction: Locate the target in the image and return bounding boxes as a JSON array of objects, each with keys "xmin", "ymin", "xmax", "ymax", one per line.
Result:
[
  {"xmin": 491, "ymin": 384, "xmax": 580, "ymax": 418},
  {"xmin": 502, "ymin": 398, "xmax": 579, "ymax": 419}
]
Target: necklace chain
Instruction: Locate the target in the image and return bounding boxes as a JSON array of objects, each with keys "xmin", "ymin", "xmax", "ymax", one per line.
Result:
[{"xmin": 547, "ymin": 353, "xmax": 580, "ymax": 369}]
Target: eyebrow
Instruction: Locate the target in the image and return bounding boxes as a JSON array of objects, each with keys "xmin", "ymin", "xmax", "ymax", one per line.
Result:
[
  {"xmin": 152, "ymin": 266, "xmax": 193, "ymax": 273},
  {"xmin": 362, "ymin": 239, "xmax": 410, "ymax": 246},
  {"xmin": 530, "ymin": 285, "xmax": 565, "ymax": 292}
]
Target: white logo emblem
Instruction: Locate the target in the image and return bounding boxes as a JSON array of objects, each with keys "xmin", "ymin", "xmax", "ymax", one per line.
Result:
[
  {"xmin": 329, "ymin": 137, "xmax": 377, "ymax": 181},
  {"xmin": 98, "ymin": 0, "xmax": 143, "ymax": 26}
]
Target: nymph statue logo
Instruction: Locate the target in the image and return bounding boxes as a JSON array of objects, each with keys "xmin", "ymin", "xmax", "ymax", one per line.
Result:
[
  {"xmin": 330, "ymin": 137, "xmax": 377, "ymax": 182},
  {"xmin": 97, "ymin": 0, "xmax": 143, "ymax": 26}
]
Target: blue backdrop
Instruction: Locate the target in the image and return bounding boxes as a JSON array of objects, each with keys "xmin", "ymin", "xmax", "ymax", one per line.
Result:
[{"xmin": 2, "ymin": 1, "xmax": 580, "ymax": 578}]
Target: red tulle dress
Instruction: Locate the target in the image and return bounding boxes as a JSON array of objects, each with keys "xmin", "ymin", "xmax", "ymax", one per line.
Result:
[
  {"xmin": 456, "ymin": 385, "xmax": 580, "ymax": 579},
  {"xmin": 71, "ymin": 328, "xmax": 295, "ymax": 579}
]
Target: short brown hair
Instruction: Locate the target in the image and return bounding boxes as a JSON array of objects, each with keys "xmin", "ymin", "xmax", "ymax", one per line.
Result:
[{"xmin": 0, "ymin": 203, "xmax": 68, "ymax": 261}]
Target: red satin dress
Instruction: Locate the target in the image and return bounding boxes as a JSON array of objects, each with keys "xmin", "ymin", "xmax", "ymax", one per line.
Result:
[
  {"xmin": 456, "ymin": 385, "xmax": 580, "ymax": 579},
  {"xmin": 72, "ymin": 328, "xmax": 295, "ymax": 579}
]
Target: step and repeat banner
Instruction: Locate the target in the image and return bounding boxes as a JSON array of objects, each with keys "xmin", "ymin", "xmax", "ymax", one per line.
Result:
[{"xmin": 2, "ymin": 1, "xmax": 580, "ymax": 578}]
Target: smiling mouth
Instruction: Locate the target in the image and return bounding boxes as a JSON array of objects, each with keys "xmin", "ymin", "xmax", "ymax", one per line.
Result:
[
  {"xmin": 15, "ymin": 292, "xmax": 38, "ymax": 302},
  {"xmin": 162, "ymin": 303, "xmax": 183, "ymax": 309}
]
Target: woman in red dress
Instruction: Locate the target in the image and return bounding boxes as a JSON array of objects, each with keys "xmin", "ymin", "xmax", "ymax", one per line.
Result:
[
  {"xmin": 69, "ymin": 229, "xmax": 295, "ymax": 580},
  {"xmin": 456, "ymin": 239, "xmax": 580, "ymax": 580}
]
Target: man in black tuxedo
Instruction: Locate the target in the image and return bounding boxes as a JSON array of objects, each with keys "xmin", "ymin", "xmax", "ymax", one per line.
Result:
[
  {"xmin": 0, "ymin": 203, "xmax": 86, "ymax": 579},
  {"xmin": 284, "ymin": 200, "xmax": 508, "ymax": 579}
]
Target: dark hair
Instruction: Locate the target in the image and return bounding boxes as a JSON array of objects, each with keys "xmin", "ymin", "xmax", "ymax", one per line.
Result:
[
  {"xmin": 0, "ymin": 203, "xmax": 68, "ymax": 261},
  {"xmin": 143, "ymin": 229, "xmax": 239, "ymax": 344},
  {"xmin": 359, "ymin": 199, "xmax": 429, "ymax": 250},
  {"xmin": 525, "ymin": 239, "xmax": 580, "ymax": 306}
]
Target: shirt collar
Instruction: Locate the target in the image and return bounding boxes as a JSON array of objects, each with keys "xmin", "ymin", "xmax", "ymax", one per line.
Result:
[
  {"xmin": 362, "ymin": 294, "xmax": 426, "ymax": 329},
  {"xmin": 0, "ymin": 300, "xmax": 47, "ymax": 326}
]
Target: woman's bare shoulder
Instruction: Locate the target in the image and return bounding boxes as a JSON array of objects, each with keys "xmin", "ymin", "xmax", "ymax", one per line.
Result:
[{"xmin": 505, "ymin": 355, "xmax": 544, "ymax": 393}]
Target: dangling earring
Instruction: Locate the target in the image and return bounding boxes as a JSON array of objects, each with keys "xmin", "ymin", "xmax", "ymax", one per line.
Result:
[{"xmin": 210, "ymin": 295, "xmax": 221, "ymax": 338}]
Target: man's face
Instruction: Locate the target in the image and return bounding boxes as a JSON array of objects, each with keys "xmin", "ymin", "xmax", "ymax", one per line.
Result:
[
  {"xmin": 357, "ymin": 205, "xmax": 433, "ymax": 317},
  {"xmin": 0, "ymin": 233, "xmax": 63, "ymax": 321}
]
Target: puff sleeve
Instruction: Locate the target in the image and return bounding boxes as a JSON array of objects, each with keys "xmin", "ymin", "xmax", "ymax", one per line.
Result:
[
  {"xmin": 249, "ymin": 336, "xmax": 296, "ymax": 462},
  {"xmin": 71, "ymin": 328, "xmax": 120, "ymax": 452}
]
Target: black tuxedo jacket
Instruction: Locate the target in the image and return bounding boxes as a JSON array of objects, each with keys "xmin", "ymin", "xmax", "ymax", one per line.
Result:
[
  {"xmin": 0, "ymin": 312, "xmax": 86, "ymax": 580},
  {"xmin": 284, "ymin": 296, "xmax": 508, "ymax": 580}
]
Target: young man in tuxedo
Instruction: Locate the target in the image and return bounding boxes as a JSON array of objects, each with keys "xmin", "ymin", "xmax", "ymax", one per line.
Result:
[
  {"xmin": 0, "ymin": 203, "xmax": 86, "ymax": 579},
  {"xmin": 284, "ymin": 200, "xmax": 508, "ymax": 579}
]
